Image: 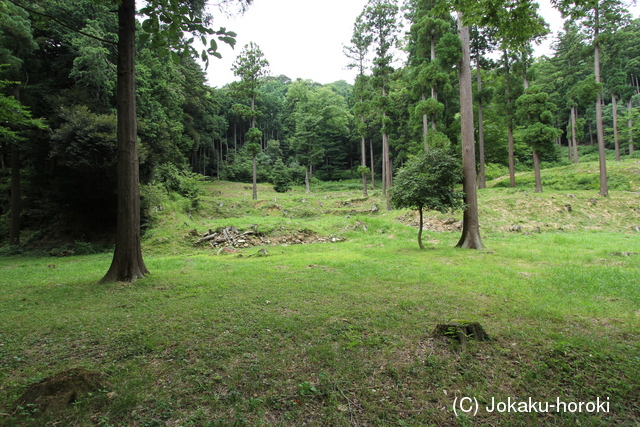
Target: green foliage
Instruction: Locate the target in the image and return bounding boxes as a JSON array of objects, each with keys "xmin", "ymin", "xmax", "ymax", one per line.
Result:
[
  {"xmin": 390, "ymin": 149, "xmax": 465, "ymax": 213},
  {"xmin": 515, "ymin": 86, "xmax": 562, "ymax": 152},
  {"xmin": 153, "ymin": 163, "xmax": 203, "ymax": 208},
  {"xmin": 271, "ymin": 159, "xmax": 292, "ymax": 193}
]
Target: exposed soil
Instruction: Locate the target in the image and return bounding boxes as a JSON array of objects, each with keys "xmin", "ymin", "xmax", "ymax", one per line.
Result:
[
  {"xmin": 13, "ymin": 367, "xmax": 108, "ymax": 417},
  {"xmin": 395, "ymin": 211, "xmax": 462, "ymax": 232}
]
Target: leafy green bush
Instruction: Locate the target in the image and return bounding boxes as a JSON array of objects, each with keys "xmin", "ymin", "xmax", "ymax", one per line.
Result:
[{"xmin": 153, "ymin": 163, "xmax": 202, "ymax": 208}]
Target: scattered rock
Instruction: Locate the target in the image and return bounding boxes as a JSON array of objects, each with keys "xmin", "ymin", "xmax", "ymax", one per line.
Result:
[
  {"xmin": 533, "ymin": 226, "xmax": 541, "ymax": 233},
  {"xmin": 567, "ymin": 194, "xmax": 576, "ymax": 199},
  {"xmin": 371, "ymin": 204, "xmax": 378, "ymax": 213},
  {"xmin": 13, "ymin": 368, "xmax": 109, "ymax": 417},
  {"xmin": 443, "ymin": 218, "xmax": 457, "ymax": 225},
  {"xmin": 565, "ymin": 204, "xmax": 572, "ymax": 213},
  {"xmin": 217, "ymin": 246, "xmax": 240, "ymax": 255},
  {"xmin": 611, "ymin": 252, "xmax": 638, "ymax": 257},
  {"xmin": 248, "ymin": 248, "xmax": 269, "ymax": 257},
  {"xmin": 633, "ymin": 225, "xmax": 640, "ymax": 232},
  {"xmin": 588, "ymin": 198, "xmax": 598, "ymax": 206},
  {"xmin": 509, "ymin": 224, "xmax": 522, "ymax": 232}
]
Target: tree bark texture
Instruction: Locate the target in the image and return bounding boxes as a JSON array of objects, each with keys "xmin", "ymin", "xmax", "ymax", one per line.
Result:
[
  {"xmin": 508, "ymin": 125, "xmax": 515, "ymax": 187},
  {"xmin": 101, "ymin": 0, "xmax": 149, "ymax": 282},
  {"xmin": 612, "ymin": 94, "xmax": 620, "ymax": 161},
  {"xmin": 369, "ymin": 138, "xmax": 375, "ymax": 189},
  {"xmin": 571, "ymin": 106, "xmax": 579, "ymax": 163},
  {"xmin": 456, "ymin": 15, "xmax": 483, "ymax": 250},
  {"xmin": 422, "ymin": 93, "xmax": 428, "ymax": 150},
  {"xmin": 476, "ymin": 59, "xmax": 486, "ymax": 189},
  {"xmin": 418, "ymin": 207, "xmax": 424, "ymax": 249},
  {"xmin": 629, "ymin": 98, "xmax": 635, "ymax": 155},
  {"xmin": 360, "ymin": 132, "xmax": 368, "ymax": 197},
  {"xmin": 594, "ymin": 7, "xmax": 608, "ymax": 197},
  {"xmin": 252, "ymin": 154, "xmax": 257, "ymax": 200},
  {"xmin": 533, "ymin": 149, "xmax": 542, "ymax": 193}
]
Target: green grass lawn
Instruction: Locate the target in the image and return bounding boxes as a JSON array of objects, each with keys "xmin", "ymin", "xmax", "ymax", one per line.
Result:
[{"xmin": 1, "ymin": 162, "xmax": 640, "ymax": 426}]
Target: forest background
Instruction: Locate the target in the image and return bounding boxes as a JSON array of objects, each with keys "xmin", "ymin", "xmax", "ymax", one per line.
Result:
[{"xmin": 1, "ymin": 0, "xmax": 640, "ymax": 249}]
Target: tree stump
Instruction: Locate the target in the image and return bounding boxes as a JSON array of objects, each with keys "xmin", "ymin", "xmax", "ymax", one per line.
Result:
[{"xmin": 432, "ymin": 322, "xmax": 490, "ymax": 344}]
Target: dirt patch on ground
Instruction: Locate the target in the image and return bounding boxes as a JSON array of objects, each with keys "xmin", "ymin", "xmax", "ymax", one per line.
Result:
[
  {"xmin": 13, "ymin": 367, "xmax": 108, "ymax": 416},
  {"xmin": 396, "ymin": 211, "xmax": 462, "ymax": 232}
]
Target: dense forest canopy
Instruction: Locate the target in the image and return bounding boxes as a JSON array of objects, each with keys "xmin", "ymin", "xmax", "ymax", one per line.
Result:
[{"xmin": 1, "ymin": 0, "xmax": 639, "ymax": 247}]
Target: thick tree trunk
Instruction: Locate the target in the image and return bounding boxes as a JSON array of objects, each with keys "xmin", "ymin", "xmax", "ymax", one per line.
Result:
[
  {"xmin": 252, "ymin": 154, "xmax": 257, "ymax": 200},
  {"xmin": 613, "ymin": 94, "xmax": 620, "ymax": 162},
  {"xmin": 101, "ymin": 0, "xmax": 149, "ymax": 283},
  {"xmin": 593, "ymin": 9, "xmax": 608, "ymax": 197},
  {"xmin": 418, "ymin": 207, "xmax": 424, "ymax": 249},
  {"xmin": 456, "ymin": 14, "xmax": 483, "ymax": 250},
  {"xmin": 533, "ymin": 149, "xmax": 542, "ymax": 193},
  {"xmin": 476, "ymin": 59, "xmax": 486, "ymax": 189}
]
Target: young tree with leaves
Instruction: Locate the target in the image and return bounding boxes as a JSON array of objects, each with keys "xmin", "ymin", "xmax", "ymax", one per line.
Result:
[
  {"xmin": 391, "ymin": 149, "xmax": 464, "ymax": 249},
  {"xmin": 515, "ymin": 86, "xmax": 562, "ymax": 192}
]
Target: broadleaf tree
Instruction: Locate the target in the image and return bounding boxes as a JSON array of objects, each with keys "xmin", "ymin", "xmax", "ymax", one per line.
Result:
[{"xmin": 390, "ymin": 149, "xmax": 465, "ymax": 249}]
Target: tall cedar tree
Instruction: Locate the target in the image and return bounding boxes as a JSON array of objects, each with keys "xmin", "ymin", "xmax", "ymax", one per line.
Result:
[
  {"xmin": 552, "ymin": 0, "xmax": 632, "ymax": 196},
  {"xmin": 232, "ymin": 42, "xmax": 269, "ymax": 200},
  {"xmin": 447, "ymin": 0, "xmax": 547, "ymax": 249},
  {"xmin": 361, "ymin": 0, "xmax": 399, "ymax": 210}
]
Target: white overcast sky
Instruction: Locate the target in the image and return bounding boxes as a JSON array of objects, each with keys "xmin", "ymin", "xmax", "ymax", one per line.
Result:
[{"xmin": 202, "ymin": 0, "xmax": 640, "ymax": 88}]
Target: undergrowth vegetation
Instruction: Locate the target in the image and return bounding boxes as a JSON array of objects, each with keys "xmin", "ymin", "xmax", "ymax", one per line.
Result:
[{"xmin": 1, "ymin": 161, "xmax": 639, "ymax": 426}]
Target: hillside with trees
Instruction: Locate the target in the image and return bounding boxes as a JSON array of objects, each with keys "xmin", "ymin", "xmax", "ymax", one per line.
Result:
[{"xmin": 1, "ymin": 0, "xmax": 640, "ymax": 425}]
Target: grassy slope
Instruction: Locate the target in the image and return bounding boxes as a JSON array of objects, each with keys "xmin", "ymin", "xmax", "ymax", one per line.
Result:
[{"xmin": 1, "ymin": 161, "xmax": 639, "ymax": 426}]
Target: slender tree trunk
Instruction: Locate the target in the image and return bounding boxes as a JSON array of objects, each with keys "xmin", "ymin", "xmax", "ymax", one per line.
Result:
[
  {"xmin": 361, "ymin": 131, "xmax": 368, "ymax": 197},
  {"xmin": 369, "ymin": 137, "xmax": 375, "ymax": 189},
  {"xmin": 101, "ymin": 0, "xmax": 149, "ymax": 283},
  {"xmin": 476, "ymin": 59, "xmax": 486, "ymax": 189},
  {"xmin": 233, "ymin": 122, "xmax": 237, "ymax": 152},
  {"xmin": 612, "ymin": 94, "xmax": 620, "ymax": 161},
  {"xmin": 430, "ymin": 32, "xmax": 437, "ymax": 130},
  {"xmin": 571, "ymin": 106, "xmax": 579, "ymax": 163},
  {"xmin": 305, "ymin": 164, "xmax": 310, "ymax": 193},
  {"xmin": 533, "ymin": 149, "xmax": 542, "ymax": 193},
  {"xmin": 629, "ymin": 98, "xmax": 635, "ymax": 155},
  {"xmin": 252, "ymin": 154, "xmax": 257, "ymax": 200},
  {"xmin": 456, "ymin": 14, "xmax": 483, "ymax": 250},
  {"xmin": 422, "ymin": 93, "xmax": 428, "ymax": 150},
  {"xmin": 594, "ymin": 7, "xmax": 608, "ymax": 197},
  {"xmin": 504, "ymin": 51, "xmax": 515, "ymax": 187},
  {"xmin": 418, "ymin": 207, "xmax": 424, "ymax": 249},
  {"xmin": 508, "ymin": 125, "xmax": 515, "ymax": 187},
  {"xmin": 9, "ymin": 85, "xmax": 21, "ymax": 246}
]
